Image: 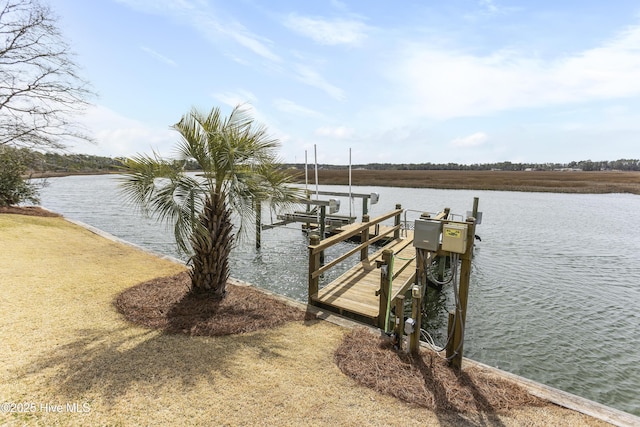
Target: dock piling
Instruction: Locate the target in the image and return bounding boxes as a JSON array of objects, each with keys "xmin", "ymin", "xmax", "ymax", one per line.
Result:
[
  {"xmin": 447, "ymin": 215, "xmax": 477, "ymax": 372},
  {"xmin": 360, "ymin": 214, "xmax": 370, "ymax": 260},
  {"xmin": 377, "ymin": 249, "xmax": 394, "ymax": 331},
  {"xmin": 308, "ymin": 234, "xmax": 321, "ymax": 304},
  {"xmin": 410, "ymin": 286, "xmax": 422, "ymax": 355}
]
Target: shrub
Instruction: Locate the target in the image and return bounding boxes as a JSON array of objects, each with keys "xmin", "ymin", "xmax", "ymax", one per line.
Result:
[{"xmin": 0, "ymin": 146, "xmax": 40, "ymax": 207}]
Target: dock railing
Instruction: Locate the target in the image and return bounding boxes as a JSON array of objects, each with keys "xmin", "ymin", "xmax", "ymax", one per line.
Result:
[{"xmin": 307, "ymin": 205, "xmax": 403, "ymax": 304}]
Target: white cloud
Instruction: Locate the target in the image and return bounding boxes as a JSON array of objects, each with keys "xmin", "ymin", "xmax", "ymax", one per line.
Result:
[
  {"xmin": 391, "ymin": 23, "xmax": 640, "ymax": 120},
  {"xmin": 68, "ymin": 105, "xmax": 176, "ymax": 157},
  {"xmin": 273, "ymin": 99, "xmax": 324, "ymax": 118},
  {"xmin": 294, "ymin": 64, "xmax": 346, "ymax": 101},
  {"xmin": 284, "ymin": 13, "xmax": 369, "ymax": 46},
  {"xmin": 213, "ymin": 90, "xmax": 258, "ymax": 107},
  {"xmin": 315, "ymin": 126, "xmax": 354, "ymax": 139},
  {"xmin": 451, "ymin": 132, "xmax": 488, "ymax": 148},
  {"xmin": 139, "ymin": 46, "xmax": 177, "ymax": 67},
  {"xmin": 118, "ymin": 0, "xmax": 281, "ymax": 63},
  {"xmin": 479, "ymin": 0, "xmax": 499, "ymax": 14},
  {"xmin": 217, "ymin": 20, "xmax": 281, "ymax": 62}
]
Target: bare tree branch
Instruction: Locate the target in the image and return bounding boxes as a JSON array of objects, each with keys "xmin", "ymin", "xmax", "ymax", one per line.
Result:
[{"xmin": 0, "ymin": 0, "xmax": 95, "ymax": 150}]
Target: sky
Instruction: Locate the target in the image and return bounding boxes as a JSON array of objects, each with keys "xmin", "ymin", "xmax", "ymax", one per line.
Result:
[{"xmin": 48, "ymin": 0, "xmax": 640, "ymax": 165}]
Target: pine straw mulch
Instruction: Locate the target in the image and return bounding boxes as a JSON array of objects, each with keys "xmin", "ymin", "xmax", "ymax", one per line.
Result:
[
  {"xmin": 335, "ymin": 328, "xmax": 547, "ymax": 414},
  {"xmin": 117, "ymin": 272, "xmax": 546, "ymax": 415},
  {"xmin": 0, "ymin": 206, "xmax": 60, "ymax": 217},
  {"xmin": 114, "ymin": 271, "xmax": 315, "ymax": 336}
]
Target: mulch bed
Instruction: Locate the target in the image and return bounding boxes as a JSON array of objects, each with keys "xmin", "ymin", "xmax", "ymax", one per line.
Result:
[
  {"xmin": 335, "ymin": 328, "xmax": 546, "ymax": 413},
  {"xmin": 0, "ymin": 206, "xmax": 60, "ymax": 217},
  {"xmin": 114, "ymin": 271, "xmax": 314, "ymax": 336}
]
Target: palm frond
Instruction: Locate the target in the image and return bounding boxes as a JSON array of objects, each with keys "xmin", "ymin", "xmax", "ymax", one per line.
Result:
[
  {"xmin": 119, "ymin": 154, "xmax": 205, "ymax": 254},
  {"xmin": 120, "ymin": 104, "xmax": 299, "ymax": 293}
]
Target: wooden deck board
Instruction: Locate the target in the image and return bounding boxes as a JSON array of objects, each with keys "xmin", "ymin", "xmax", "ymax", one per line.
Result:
[{"xmin": 311, "ymin": 231, "xmax": 417, "ymax": 319}]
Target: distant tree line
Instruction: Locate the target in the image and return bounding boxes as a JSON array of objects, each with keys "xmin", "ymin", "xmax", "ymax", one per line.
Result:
[
  {"xmin": 14, "ymin": 149, "xmax": 202, "ymax": 174},
  {"xmin": 284, "ymin": 159, "xmax": 640, "ymax": 172},
  {"xmin": 34, "ymin": 151, "xmax": 121, "ymax": 173},
  {"xmin": 9, "ymin": 148, "xmax": 640, "ymax": 174}
]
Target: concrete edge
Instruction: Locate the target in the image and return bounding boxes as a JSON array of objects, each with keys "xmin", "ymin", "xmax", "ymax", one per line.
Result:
[
  {"xmin": 461, "ymin": 358, "xmax": 640, "ymax": 427},
  {"xmin": 59, "ymin": 214, "xmax": 640, "ymax": 427},
  {"xmin": 62, "ymin": 216, "xmax": 187, "ymax": 266}
]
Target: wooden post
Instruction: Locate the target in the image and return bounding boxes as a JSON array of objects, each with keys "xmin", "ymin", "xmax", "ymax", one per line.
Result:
[
  {"xmin": 448, "ymin": 217, "xmax": 477, "ymax": 372},
  {"xmin": 394, "ymin": 203, "xmax": 401, "ymax": 239},
  {"xmin": 394, "ymin": 295, "xmax": 404, "ymax": 351},
  {"xmin": 305, "ymin": 191, "xmax": 311, "ymax": 231},
  {"xmin": 438, "ymin": 256, "xmax": 446, "ymax": 283},
  {"xmin": 410, "ymin": 286, "xmax": 422, "ymax": 355},
  {"xmin": 255, "ymin": 200, "xmax": 261, "ymax": 249},
  {"xmin": 362, "ymin": 197, "xmax": 368, "ymax": 217},
  {"xmin": 360, "ymin": 214, "xmax": 370, "ymax": 260},
  {"xmin": 308, "ymin": 234, "xmax": 321, "ymax": 304},
  {"xmin": 472, "ymin": 197, "xmax": 479, "ymax": 219},
  {"xmin": 446, "ymin": 311, "xmax": 455, "ymax": 356},
  {"xmin": 377, "ymin": 249, "xmax": 393, "ymax": 330},
  {"xmin": 319, "ymin": 205, "xmax": 326, "ymax": 238},
  {"xmin": 319, "ymin": 205, "xmax": 326, "ymax": 264},
  {"xmin": 415, "ymin": 248, "xmax": 424, "ymax": 288}
]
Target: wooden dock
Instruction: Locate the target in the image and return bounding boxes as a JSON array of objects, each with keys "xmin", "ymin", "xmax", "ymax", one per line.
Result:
[
  {"xmin": 308, "ymin": 207, "xmax": 453, "ymax": 326},
  {"xmin": 307, "ymin": 205, "xmax": 424, "ymax": 330},
  {"xmin": 310, "ymin": 231, "xmax": 416, "ymax": 322},
  {"xmin": 307, "ymin": 202, "xmax": 478, "ymax": 367}
]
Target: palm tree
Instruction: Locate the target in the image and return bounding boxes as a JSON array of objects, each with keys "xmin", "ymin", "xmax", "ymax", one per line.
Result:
[{"xmin": 119, "ymin": 105, "xmax": 299, "ymax": 299}]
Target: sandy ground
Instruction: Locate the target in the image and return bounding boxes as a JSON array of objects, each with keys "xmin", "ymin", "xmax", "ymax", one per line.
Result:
[{"xmin": 0, "ymin": 213, "xmax": 617, "ymax": 426}]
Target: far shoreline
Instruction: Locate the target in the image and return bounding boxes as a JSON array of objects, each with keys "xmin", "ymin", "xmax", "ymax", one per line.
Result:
[{"xmin": 30, "ymin": 169, "xmax": 640, "ymax": 195}]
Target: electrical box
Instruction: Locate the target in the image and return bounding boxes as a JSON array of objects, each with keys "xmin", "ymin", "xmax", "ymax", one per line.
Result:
[
  {"xmin": 329, "ymin": 199, "xmax": 340, "ymax": 214},
  {"xmin": 465, "ymin": 211, "xmax": 483, "ymax": 225},
  {"xmin": 413, "ymin": 219, "xmax": 441, "ymax": 251},
  {"xmin": 441, "ymin": 223, "xmax": 468, "ymax": 254},
  {"xmin": 404, "ymin": 317, "xmax": 416, "ymax": 335},
  {"xmin": 370, "ymin": 192, "xmax": 379, "ymax": 205}
]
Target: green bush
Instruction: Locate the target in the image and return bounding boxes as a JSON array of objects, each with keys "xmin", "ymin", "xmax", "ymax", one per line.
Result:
[{"xmin": 0, "ymin": 147, "xmax": 40, "ymax": 207}]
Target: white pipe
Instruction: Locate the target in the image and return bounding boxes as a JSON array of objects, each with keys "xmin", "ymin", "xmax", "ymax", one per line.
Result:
[
  {"xmin": 314, "ymin": 144, "xmax": 319, "ymax": 225},
  {"xmin": 304, "ymin": 150, "xmax": 308, "ymax": 193},
  {"xmin": 349, "ymin": 147, "xmax": 352, "ymax": 217},
  {"xmin": 314, "ymin": 144, "xmax": 319, "ymax": 200}
]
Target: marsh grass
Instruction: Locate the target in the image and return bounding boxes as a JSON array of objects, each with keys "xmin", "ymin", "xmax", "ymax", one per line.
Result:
[{"xmin": 289, "ymin": 170, "xmax": 640, "ymax": 194}]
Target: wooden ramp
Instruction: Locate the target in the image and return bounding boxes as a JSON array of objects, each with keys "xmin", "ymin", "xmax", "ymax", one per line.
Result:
[{"xmin": 310, "ymin": 230, "xmax": 417, "ymax": 322}]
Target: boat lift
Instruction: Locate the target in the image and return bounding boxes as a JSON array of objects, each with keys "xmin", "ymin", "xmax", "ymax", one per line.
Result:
[{"xmin": 263, "ymin": 190, "xmax": 380, "ymax": 234}]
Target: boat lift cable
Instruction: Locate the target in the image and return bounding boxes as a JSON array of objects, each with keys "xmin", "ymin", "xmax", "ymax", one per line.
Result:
[
  {"xmin": 418, "ymin": 252, "xmax": 464, "ymax": 358},
  {"xmin": 424, "ymin": 251, "xmax": 456, "ymax": 286}
]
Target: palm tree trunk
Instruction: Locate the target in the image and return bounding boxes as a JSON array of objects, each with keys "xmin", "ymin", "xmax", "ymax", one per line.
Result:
[{"xmin": 189, "ymin": 192, "xmax": 233, "ymax": 299}]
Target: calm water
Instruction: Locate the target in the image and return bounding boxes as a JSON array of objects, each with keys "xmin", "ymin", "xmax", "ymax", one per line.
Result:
[{"xmin": 37, "ymin": 174, "xmax": 640, "ymax": 416}]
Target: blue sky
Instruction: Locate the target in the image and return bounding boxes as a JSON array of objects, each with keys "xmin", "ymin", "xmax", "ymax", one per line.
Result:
[{"xmin": 50, "ymin": 0, "xmax": 640, "ymax": 165}]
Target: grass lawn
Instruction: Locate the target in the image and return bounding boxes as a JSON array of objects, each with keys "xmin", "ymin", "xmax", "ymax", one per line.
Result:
[{"xmin": 0, "ymin": 214, "xmax": 610, "ymax": 426}]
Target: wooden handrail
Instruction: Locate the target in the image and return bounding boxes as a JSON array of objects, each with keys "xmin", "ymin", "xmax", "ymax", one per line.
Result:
[
  {"xmin": 308, "ymin": 206, "xmax": 405, "ymax": 309},
  {"xmin": 392, "ymin": 254, "xmax": 416, "ymax": 281},
  {"xmin": 309, "ymin": 208, "xmax": 402, "ymax": 254},
  {"xmin": 311, "ymin": 223, "xmax": 403, "ymax": 279}
]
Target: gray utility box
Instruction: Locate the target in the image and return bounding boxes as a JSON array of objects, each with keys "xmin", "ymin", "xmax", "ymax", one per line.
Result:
[{"xmin": 413, "ymin": 219, "xmax": 441, "ymax": 251}]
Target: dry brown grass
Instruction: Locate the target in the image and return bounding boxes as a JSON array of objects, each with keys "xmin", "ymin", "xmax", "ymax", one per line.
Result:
[
  {"xmin": 0, "ymin": 206, "xmax": 60, "ymax": 217},
  {"xmin": 0, "ymin": 212, "xmax": 613, "ymax": 426},
  {"xmin": 288, "ymin": 169, "xmax": 640, "ymax": 194}
]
